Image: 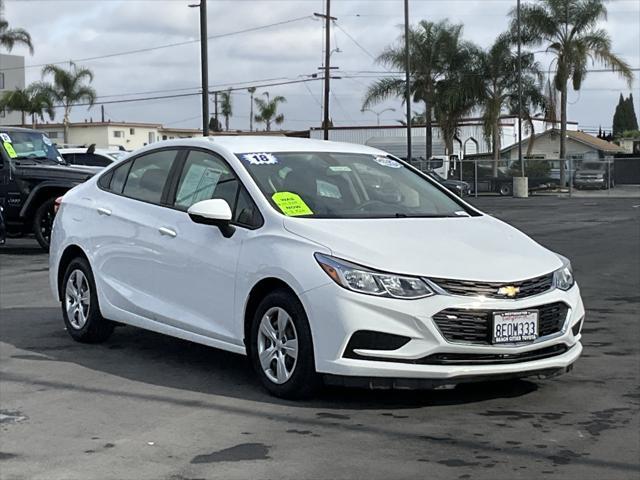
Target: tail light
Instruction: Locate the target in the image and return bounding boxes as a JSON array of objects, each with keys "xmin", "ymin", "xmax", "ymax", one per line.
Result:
[{"xmin": 54, "ymin": 196, "xmax": 63, "ymax": 214}]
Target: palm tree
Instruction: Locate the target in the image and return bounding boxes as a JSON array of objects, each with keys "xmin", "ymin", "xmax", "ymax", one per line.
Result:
[
  {"xmin": 247, "ymin": 86, "xmax": 257, "ymax": 131},
  {"xmin": 477, "ymin": 34, "xmax": 543, "ymax": 176},
  {"xmin": 254, "ymin": 92, "xmax": 286, "ymax": 132},
  {"xmin": 511, "ymin": 0, "xmax": 634, "ymax": 185},
  {"xmin": 219, "ymin": 89, "xmax": 233, "ymax": 131},
  {"xmin": 363, "ymin": 20, "xmax": 477, "ymax": 160},
  {"xmin": 0, "ymin": 12, "xmax": 34, "ymax": 54},
  {"xmin": 41, "ymin": 63, "xmax": 96, "ymax": 144},
  {"xmin": 0, "ymin": 83, "xmax": 54, "ymax": 127}
]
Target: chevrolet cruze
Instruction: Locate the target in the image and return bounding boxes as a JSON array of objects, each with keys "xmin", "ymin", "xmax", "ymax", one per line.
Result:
[{"xmin": 49, "ymin": 137, "xmax": 584, "ymax": 398}]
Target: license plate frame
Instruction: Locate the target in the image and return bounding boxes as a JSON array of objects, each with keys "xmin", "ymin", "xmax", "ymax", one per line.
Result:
[{"xmin": 492, "ymin": 310, "xmax": 539, "ymax": 345}]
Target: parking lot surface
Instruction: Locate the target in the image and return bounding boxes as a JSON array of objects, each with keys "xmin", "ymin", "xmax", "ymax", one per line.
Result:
[{"xmin": 1, "ymin": 197, "xmax": 638, "ymax": 480}]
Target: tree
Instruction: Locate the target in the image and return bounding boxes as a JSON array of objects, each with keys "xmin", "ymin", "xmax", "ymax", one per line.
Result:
[
  {"xmin": 254, "ymin": 92, "xmax": 286, "ymax": 131},
  {"xmin": 208, "ymin": 116, "xmax": 221, "ymax": 132},
  {"xmin": 247, "ymin": 86, "xmax": 257, "ymax": 131},
  {"xmin": 41, "ymin": 63, "xmax": 96, "ymax": 144},
  {"xmin": 219, "ymin": 89, "xmax": 233, "ymax": 131},
  {"xmin": 627, "ymin": 94, "xmax": 639, "ymax": 131},
  {"xmin": 612, "ymin": 93, "xmax": 638, "ymax": 138},
  {"xmin": 0, "ymin": 7, "xmax": 34, "ymax": 54},
  {"xmin": 477, "ymin": 34, "xmax": 543, "ymax": 176},
  {"xmin": 0, "ymin": 83, "xmax": 54, "ymax": 127},
  {"xmin": 363, "ymin": 20, "xmax": 469, "ymax": 160},
  {"xmin": 512, "ymin": 0, "xmax": 634, "ymax": 185}
]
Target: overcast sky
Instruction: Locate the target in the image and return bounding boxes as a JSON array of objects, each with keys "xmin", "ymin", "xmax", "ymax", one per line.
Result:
[{"xmin": 3, "ymin": 0, "xmax": 639, "ymax": 133}]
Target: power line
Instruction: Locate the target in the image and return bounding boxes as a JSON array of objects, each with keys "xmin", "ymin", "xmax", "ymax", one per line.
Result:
[{"xmin": 0, "ymin": 15, "xmax": 314, "ymax": 72}]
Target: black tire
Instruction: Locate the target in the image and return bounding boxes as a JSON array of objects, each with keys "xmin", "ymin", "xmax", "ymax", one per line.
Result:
[
  {"xmin": 249, "ymin": 289, "xmax": 319, "ymax": 399},
  {"xmin": 33, "ymin": 197, "xmax": 56, "ymax": 251},
  {"xmin": 499, "ymin": 183, "xmax": 512, "ymax": 196},
  {"xmin": 61, "ymin": 257, "xmax": 114, "ymax": 343}
]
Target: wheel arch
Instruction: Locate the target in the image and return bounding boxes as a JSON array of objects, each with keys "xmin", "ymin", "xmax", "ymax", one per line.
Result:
[
  {"xmin": 20, "ymin": 183, "xmax": 72, "ymax": 220},
  {"xmin": 243, "ymin": 277, "xmax": 299, "ymax": 351},
  {"xmin": 57, "ymin": 244, "xmax": 90, "ymax": 301}
]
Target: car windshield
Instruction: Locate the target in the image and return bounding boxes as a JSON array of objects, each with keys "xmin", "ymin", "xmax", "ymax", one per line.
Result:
[
  {"xmin": 237, "ymin": 151, "xmax": 475, "ymax": 219},
  {"xmin": 581, "ymin": 162, "xmax": 605, "ymax": 171},
  {"xmin": 1, "ymin": 130, "xmax": 62, "ymax": 163}
]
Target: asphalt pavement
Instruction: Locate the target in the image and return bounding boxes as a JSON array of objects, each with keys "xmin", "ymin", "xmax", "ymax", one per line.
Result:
[{"xmin": 0, "ymin": 196, "xmax": 638, "ymax": 480}]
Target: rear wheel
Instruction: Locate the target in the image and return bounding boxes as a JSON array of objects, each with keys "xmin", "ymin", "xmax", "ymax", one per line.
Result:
[
  {"xmin": 33, "ymin": 197, "xmax": 56, "ymax": 251},
  {"xmin": 499, "ymin": 183, "xmax": 512, "ymax": 196},
  {"xmin": 61, "ymin": 258, "xmax": 114, "ymax": 343},
  {"xmin": 249, "ymin": 289, "xmax": 319, "ymax": 399}
]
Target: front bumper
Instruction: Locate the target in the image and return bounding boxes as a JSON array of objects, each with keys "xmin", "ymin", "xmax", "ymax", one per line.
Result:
[
  {"xmin": 575, "ymin": 178, "xmax": 605, "ymax": 188},
  {"xmin": 301, "ymin": 282, "xmax": 584, "ymax": 381}
]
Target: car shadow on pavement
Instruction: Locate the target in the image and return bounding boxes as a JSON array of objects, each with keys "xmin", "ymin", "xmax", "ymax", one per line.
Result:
[{"xmin": 2, "ymin": 306, "xmax": 539, "ymax": 410}]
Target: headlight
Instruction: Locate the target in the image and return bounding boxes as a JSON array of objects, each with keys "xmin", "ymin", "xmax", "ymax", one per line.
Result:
[
  {"xmin": 553, "ymin": 256, "xmax": 575, "ymax": 291},
  {"xmin": 314, "ymin": 253, "xmax": 433, "ymax": 299}
]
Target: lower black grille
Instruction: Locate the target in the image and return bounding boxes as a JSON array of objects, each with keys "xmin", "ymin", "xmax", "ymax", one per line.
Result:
[
  {"xmin": 433, "ymin": 302, "xmax": 569, "ymax": 345},
  {"xmin": 429, "ymin": 273, "xmax": 554, "ymax": 299},
  {"xmin": 417, "ymin": 344, "xmax": 569, "ymax": 365}
]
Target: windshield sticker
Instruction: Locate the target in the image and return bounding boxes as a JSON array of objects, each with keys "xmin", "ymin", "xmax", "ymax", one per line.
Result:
[
  {"xmin": 272, "ymin": 192, "xmax": 313, "ymax": 216},
  {"xmin": 0, "ymin": 133, "xmax": 11, "ymax": 143},
  {"xmin": 42, "ymin": 135, "xmax": 53, "ymax": 146},
  {"xmin": 242, "ymin": 153, "xmax": 279, "ymax": 165},
  {"xmin": 329, "ymin": 166, "xmax": 352, "ymax": 173},
  {"xmin": 373, "ymin": 156, "xmax": 401, "ymax": 168},
  {"xmin": 3, "ymin": 141, "xmax": 17, "ymax": 158}
]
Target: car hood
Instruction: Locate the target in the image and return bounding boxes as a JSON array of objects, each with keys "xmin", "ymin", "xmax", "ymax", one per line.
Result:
[
  {"xmin": 13, "ymin": 162, "xmax": 96, "ymax": 182},
  {"xmin": 283, "ymin": 214, "xmax": 562, "ymax": 281}
]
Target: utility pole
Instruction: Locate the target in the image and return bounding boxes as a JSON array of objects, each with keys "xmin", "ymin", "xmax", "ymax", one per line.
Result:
[
  {"xmin": 101, "ymin": 105, "xmax": 105, "ymax": 123},
  {"xmin": 404, "ymin": 0, "xmax": 412, "ymax": 163},
  {"xmin": 315, "ymin": 1, "xmax": 337, "ymax": 140},
  {"xmin": 192, "ymin": 1, "xmax": 209, "ymax": 136},
  {"xmin": 517, "ymin": 0, "xmax": 523, "ymax": 177}
]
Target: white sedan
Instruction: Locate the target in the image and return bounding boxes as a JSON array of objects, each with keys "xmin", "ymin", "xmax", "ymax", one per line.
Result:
[{"xmin": 49, "ymin": 136, "xmax": 584, "ymax": 398}]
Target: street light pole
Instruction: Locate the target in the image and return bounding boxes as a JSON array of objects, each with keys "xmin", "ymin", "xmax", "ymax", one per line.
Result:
[{"xmin": 404, "ymin": 0, "xmax": 412, "ymax": 163}]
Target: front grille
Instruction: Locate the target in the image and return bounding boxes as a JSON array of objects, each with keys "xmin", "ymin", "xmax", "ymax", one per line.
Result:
[
  {"xmin": 429, "ymin": 273, "xmax": 554, "ymax": 299},
  {"xmin": 417, "ymin": 344, "xmax": 569, "ymax": 365},
  {"xmin": 432, "ymin": 302, "xmax": 569, "ymax": 345}
]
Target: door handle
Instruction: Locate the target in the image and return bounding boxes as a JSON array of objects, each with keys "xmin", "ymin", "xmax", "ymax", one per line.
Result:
[
  {"xmin": 158, "ymin": 227, "xmax": 177, "ymax": 238},
  {"xmin": 97, "ymin": 207, "xmax": 112, "ymax": 216}
]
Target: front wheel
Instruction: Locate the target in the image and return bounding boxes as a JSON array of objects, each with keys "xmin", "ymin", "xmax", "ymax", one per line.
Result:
[
  {"xmin": 61, "ymin": 258, "xmax": 114, "ymax": 343},
  {"xmin": 33, "ymin": 197, "xmax": 56, "ymax": 251},
  {"xmin": 249, "ymin": 289, "xmax": 319, "ymax": 399}
]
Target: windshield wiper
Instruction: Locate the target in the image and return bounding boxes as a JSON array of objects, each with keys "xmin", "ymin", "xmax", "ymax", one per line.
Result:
[{"xmin": 394, "ymin": 213, "xmax": 459, "ymax": 218}]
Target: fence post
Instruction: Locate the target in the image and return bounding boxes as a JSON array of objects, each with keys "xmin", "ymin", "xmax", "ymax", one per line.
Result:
[
  {"xmin": 474, "ymin": 160, "xmax": 478, "ymax": 199},
  {"xmin": 568, "ymin": 158, "xmax": 573, "ymax": 197},
  {"xmin": 607, "ymin": 159, "xmax": 611, "ymax": 195}
]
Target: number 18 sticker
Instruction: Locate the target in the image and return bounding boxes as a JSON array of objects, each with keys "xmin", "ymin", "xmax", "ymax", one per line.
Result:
[{"xmin": 242, "ymin": 153, "xmax": 278, "ymax": 165}]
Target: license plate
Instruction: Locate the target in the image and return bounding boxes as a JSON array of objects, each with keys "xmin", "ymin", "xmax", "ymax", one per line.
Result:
[{"xmin": 492, "ymin": 310, "xmax": 539, "ymax": 344}]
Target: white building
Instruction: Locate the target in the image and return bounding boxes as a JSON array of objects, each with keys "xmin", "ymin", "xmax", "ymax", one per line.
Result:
[
  {"xmin": 310, "ymin": 115, "xmax": 579, "ymax": 159},
  {"xmin": 0, "ymin": 53, "xmax": 26, "ymax": 126},
  {"xmin": 33, "ymin": 121, "xmax": 201, "ymax": 150}
]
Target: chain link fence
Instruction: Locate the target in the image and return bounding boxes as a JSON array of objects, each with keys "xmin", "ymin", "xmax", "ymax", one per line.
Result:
[{"xmin": 410, "ymin": 156, "xmax": 640, "ymax": 198}]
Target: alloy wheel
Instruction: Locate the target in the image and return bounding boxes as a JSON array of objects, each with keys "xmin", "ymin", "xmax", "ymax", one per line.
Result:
[
  {"xmin": 65, "ymin": 270, "xmax": 91, "ymax": 329},
  {"xmin": 257, "ymin": 306, "xmax": 299, "ymax": 384}
]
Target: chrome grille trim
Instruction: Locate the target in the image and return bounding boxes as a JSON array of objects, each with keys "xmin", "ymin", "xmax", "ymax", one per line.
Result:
[{"xmin": 428, "ymin": 272, "xmax": 554, "ymax": 299}]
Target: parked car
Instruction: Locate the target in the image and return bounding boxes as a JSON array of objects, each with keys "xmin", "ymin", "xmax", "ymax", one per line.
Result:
[
  {"xmin": 58, "ymin": 145, "xmax": 127, "ymax": 171},
  {"xmin": 574, "ymin": 161, "xmax": 614, "ymax": 189},
  {"xmin": 425, "ymin": 170, "xmax": 471, "ymax": 196},
  {"xmin": 0, "ymin": 127, "xmax": 96, "ymax": 250},
  {"xmin": 50, "ymin": 137, "xmax": 584, "ymax": 398}
]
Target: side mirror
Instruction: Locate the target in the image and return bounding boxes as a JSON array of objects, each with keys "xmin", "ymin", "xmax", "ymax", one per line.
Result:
[{"xmin": 187, "ymin": 199, "xmax": 235, "ymax": 238}]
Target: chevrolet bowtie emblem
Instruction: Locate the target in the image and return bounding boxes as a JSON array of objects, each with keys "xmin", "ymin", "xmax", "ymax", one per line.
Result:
[{"xmin": 498, "ymin": 285, "xmax": 520, "ymax": 298}]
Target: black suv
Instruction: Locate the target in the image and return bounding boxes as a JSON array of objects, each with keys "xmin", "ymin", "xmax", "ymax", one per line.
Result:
[{"xmin": 0, "ymin": 126, "xmax": 96, "ymax": 250}]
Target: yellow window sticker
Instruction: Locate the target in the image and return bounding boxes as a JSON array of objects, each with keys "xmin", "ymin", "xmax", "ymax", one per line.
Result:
[
  {"xmin": 272, "ymin": 192, "xmax": 313, "ymax": 216},
  {"xmin": 3, "ymin": 141, "xmax": 17, "ymax": 158}
]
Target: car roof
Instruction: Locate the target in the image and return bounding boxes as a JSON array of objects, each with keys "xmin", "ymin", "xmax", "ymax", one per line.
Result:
[
  {"xmin": 58, "ymin": 148, "xmax": 119, "ymax": 155},
  {"xmin": 156, "ymin": 136, "xmax": 386, "ymax": 156},
  {"xmin": 0, "ymin": 126, "xmax": 42, "ymax": 133}
]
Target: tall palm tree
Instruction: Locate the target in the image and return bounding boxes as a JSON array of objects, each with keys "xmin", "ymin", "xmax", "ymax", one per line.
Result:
[
  {"xmin": 511, "ymin": 0, "xmax": 634, "ymax": 185},
  {"xmin": 254, "ymin": 92, "xmax": 286, "ymax": 132},
  {"xmin": 0, "ymin": 83, "xmax": 54, "ymax": 127},
  {"xmin": 41, "ymin": 63, "xmax": 96, "ymax": 144},
  {"xmin": 247, "ymin": 86, "xmax": 257, "ymax": 131},
  {"xmin": 477, "ymin": 34, "xmax": 543, "ymax": 176},
  {"xmin": 363, "ymin": 20, "xmax": 478, "ymax": 160},
  {"xmin": 219, "ymin": 89, "xmax": 233, "ymax": 131},
  {"xmin": 0, "ymin": 11, "xmax": 34, "ymax": 53}
]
